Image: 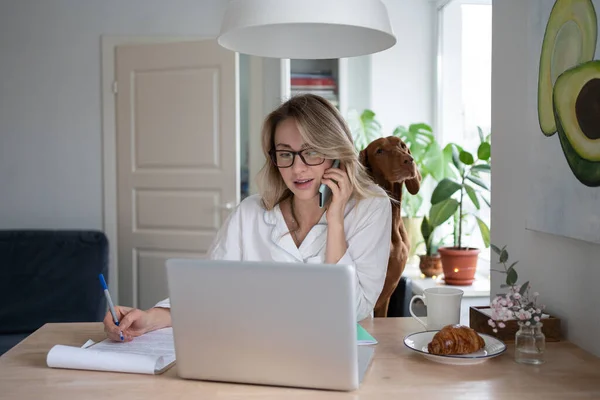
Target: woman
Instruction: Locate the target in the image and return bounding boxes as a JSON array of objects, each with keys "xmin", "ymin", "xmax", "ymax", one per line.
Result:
[{"xmin": 104, "ymin": 94, "xmax": 392, "ymax": 342}]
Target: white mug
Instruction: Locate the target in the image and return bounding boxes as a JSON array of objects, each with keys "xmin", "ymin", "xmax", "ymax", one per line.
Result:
[{"xmin": 409, "ymin": 287, "xmax": 464, "ymax": 331}]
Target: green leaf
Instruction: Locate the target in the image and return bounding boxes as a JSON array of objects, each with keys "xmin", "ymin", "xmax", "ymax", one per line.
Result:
[
  {"xmin": 478, "ymin": 142, "xmax": 491, "ymax": 160},
  {"xmin": 466, "ymin": 175, "xmax": 490, "ymax": 191},
  {"xmin": 421, "ymin": 217, "xmax": 432, "ymax": 240},
  {"xmin": 470, "ymin": 164, "xmax": 491, "ymax": 173},
  {"xmin": 481, "ymin": 195, "xmax": 491, "ymax": 208},
  {"xmin": 508, "ymin": 261, "xmax": 518, "ymax": 270},
  {"xmin": 423, "ymin": 142, "xmax": 445, "ymax": 182},
  {"xmin": 465, "ymin": 184, "xmax": 480, "ymax": 209},
  {"xmin": 451, "ymin": 145, "xmax": 462, "ymax": 170},
  {"xmin": 429, "ymin": 198, "xmax": 460, "ymax": 228},
  {"xmin": 476, "ymin": 216, "xmax": 490, "ymax": 247},
  {"xmin": 442, "ymin": 144, "xmax": 460, "ymax": 180},
  {"xmin": 506, "ymin": 267, "xmax": 518, "ymax": 286},
  {"xmin": 519, "ymin": 281, "xmax": 529, "ymax": 296},
  {"xmin": 431, "ymin": 178, "xmax": 462, "ymax": 204},
  {"xmin": 491, "ymin": 244, "xmax": 502, "ymax": 255},
  {"xmin": 459, "ymin": 150, "xmax": 474, "ymax": 165},
  {"xmin": 478, "ymin": 126, "xmax": 485, "ymax": 143},
  {"xmin": 410, "ymin": 123, "xmax": 433, "ymax": 132},
  {"xmin": 499, "ymin": 249, "xmax": 509, "ymax": 263},
  {"xmin": 347, "ymin": 109, "xmax": 382, "ymax": 150}
]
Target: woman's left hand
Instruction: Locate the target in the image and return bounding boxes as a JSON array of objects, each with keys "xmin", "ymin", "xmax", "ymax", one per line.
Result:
[{"xmin": 322, "ymin": 163, "xmax": 352, "ymax": 225}]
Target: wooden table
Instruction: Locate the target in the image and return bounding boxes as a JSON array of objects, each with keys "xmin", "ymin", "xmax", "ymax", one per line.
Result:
[{"xmin": 1, "ymin": 318, "xmax": 599, "ymax": 399}]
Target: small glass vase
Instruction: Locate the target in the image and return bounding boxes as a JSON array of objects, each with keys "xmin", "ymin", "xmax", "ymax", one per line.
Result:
[{"xmin": 515, "ymin": 322, "xmax": 545, "ymax": 365}]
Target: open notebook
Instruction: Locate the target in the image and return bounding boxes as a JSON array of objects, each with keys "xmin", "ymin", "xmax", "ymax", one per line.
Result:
[{"xmin": 46, "ymin": 327, "xmax": 176, "ymax": 375}]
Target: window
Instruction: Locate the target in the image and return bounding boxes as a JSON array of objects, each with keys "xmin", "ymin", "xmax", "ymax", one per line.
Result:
[{"xmin": 435, "ymin": 0, "xmax": 492, "ymax": 269}]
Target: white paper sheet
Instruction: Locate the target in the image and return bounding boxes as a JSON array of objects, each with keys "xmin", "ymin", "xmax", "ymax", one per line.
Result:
[{"xmin": 46, "ymin": 327, "xmax": 176, "ymax": 375}]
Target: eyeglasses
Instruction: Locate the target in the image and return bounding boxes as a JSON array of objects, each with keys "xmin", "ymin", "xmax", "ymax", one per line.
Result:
[{"xmin": 269, "ymin": 148, "xmax": 326, "ymax": 168}]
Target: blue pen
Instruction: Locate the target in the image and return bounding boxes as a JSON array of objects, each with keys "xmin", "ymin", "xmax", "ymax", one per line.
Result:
[{"xmin": 99, "ymin": 274, "xmax": 124, "ymax": 341}]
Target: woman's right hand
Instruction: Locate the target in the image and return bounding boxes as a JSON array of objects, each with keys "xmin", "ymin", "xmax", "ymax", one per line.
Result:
[{"xmin": 103, "ymin": 306, "xmax": 163, "ymax": 342}]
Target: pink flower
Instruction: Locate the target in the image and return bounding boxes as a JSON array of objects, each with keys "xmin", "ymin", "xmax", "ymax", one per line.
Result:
[
  {"xmin": 513, "ymin": 293, "xmax": 521, "ymax": 300},
  {"xmin": 493, "ymin": 328, "xmax": 498, "ymax": 333},
  {"xmin": 498, "ymin": 322, "xmax": 506, "ymax": 328},
  {"xmin": 518, "ymin": 311, "xmax": 527, "ymax": 320},
  {"xmin": 488, "ymin": 319, "xmax": 496, "ymax": 327},
  {"xmin": 534, "ymin": 316, "xmax": 540, "ymax": 322}
]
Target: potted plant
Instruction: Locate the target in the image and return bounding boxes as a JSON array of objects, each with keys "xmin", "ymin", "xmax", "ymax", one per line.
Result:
[
  {"xmin": 430, "ymin": 128, "xmax": 491, "ymax": 285},
  {"xmin": 418, "ymin": 196, "xmax": 459, "ymax": 277}
]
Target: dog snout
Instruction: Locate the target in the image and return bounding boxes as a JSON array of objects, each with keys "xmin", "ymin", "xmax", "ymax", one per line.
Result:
[{"xmin": 403, "ymin": 154, "xmax": 414, "ymax": 164}]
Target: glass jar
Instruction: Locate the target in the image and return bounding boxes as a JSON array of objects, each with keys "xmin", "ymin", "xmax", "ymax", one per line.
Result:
[{"xmin": 515, "ymin": 322, "xmax": 546, "ymax": 365}]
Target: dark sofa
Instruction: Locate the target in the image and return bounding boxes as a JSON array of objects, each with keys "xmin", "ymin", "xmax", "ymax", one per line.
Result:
[{"xmin": 0, "ymin": 230, "xmax": 109, "ymax": 355}]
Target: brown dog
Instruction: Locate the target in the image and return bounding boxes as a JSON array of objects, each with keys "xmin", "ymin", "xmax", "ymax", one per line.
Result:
[{"xmin": 359, "ymin": 136, "xmax": 421, "ymax": 318}]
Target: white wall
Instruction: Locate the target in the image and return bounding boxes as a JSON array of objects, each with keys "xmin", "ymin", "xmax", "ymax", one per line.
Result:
[
  {"xmin": 370, "ymin": 0, "xmax": 435, "ymax": 134},
  {"xmin": 491, "ymin": 0, "xmax": 600, "ymax": 357},
  {"xmin": 0, "ymin": 0, "xmax": 228, "ymax": 229}
]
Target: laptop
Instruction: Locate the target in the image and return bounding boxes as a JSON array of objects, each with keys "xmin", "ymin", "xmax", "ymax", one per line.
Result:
[{"xmin": 165, "ymin": 258, "xmax": 375, "ymax": 391}]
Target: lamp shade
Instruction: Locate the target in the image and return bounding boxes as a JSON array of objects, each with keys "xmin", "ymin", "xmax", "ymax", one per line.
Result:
[{"xmin": 217, "ymin": 0, "xmax": 396, "ymax": 59}]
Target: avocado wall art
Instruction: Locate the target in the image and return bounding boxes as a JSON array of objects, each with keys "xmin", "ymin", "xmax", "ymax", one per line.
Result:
[{"xmin": 526, "ymin": 0, "xmax": 600, "ymax": 244}]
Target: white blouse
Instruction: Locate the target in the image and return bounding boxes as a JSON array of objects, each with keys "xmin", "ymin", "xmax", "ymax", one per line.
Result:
[{"xmin": 154, "ymin": 185, "xmax": 392, "ymax": 321}]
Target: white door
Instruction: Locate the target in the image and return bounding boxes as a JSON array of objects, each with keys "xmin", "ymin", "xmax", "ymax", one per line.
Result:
[{"xmin": 115, "ymin": 40, "xmax": 238, "ymax": 309}]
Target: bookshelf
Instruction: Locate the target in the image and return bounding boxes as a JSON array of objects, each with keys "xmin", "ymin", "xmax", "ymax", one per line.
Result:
[
  {"xmin": 289, "ymin": 59, "xmax": 341, "ymax": 109},
  {"xmin": 278, "ymin": 57, "xmax": 370, "ymax": 119}
]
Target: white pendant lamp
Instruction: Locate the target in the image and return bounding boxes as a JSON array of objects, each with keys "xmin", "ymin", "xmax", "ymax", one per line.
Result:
[{"xmin": 217, "ymin": 0, "xmax": 396, "ymax": 59}]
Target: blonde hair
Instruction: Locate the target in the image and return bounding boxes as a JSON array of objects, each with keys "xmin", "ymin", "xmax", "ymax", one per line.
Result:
[{"xmin": 256, "ymin": 94, "xmax": 385, "ymax": 210}]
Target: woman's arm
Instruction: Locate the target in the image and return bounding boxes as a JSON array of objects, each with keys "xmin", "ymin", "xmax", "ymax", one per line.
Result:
[
  {"xmin": 323, "ymin": 164, "xmax": 352, "ymax": 264},
  {"xmin": 325, "ymin": 221, "xmax": 347, "ymax": 264}
]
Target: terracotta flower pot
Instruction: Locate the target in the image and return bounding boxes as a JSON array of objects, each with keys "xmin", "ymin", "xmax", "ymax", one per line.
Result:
[
  {"xmin": 418, "ymin": 254, "xmax": 443, "ymax": 277},
  {"xmin": 438, "ymin": 247, "xmax": 481, "ymax": 286}
]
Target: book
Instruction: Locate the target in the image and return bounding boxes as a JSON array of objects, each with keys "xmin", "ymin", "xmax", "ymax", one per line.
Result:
[
  {"xmin": 46, "ymin": 327, "xmax": 176, "ymax": 375},
  {"xmin": 357, "ymin": 324, "xmax": 378, "ymax": 345}
]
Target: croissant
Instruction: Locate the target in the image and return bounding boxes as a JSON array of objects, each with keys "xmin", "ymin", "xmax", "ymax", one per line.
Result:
[{"xmin": 427, "ymin": 325, "xmax": 485, "ymax": 355}]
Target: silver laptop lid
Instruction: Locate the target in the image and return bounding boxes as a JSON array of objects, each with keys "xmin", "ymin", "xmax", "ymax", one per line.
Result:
[{"xmin": 165, "ymin": 259, "xmax": 360, "ymax": 391}]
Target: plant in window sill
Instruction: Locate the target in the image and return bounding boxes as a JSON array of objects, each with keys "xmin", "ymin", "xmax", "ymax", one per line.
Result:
[
  {"xmin": 428, "ymin": 127, "xmax": 492, "ymax": 285},
  {"xmin": 488, "ymin": 244, "xmax": 546, "ymax": 364}
]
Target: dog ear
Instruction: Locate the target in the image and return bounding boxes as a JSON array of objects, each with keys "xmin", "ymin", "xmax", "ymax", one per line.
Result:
[
  {"xmin": 405, "ymin": 168, "xmax": 422, "ymax": 195},
  {"xmin": 359, "ymin": 148, "xmax": 370, "ymax": 172}
]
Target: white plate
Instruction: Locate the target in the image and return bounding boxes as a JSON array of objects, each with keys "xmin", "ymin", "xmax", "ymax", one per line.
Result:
[{"xmin": 403, "ymin": 330, "xmax": 507, "ymax": 365}]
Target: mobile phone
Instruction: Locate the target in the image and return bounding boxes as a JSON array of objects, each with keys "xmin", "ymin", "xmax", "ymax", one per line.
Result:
[{"xmin": 319, "ymin": 159, "xmax": 340, "ymax": 208}]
